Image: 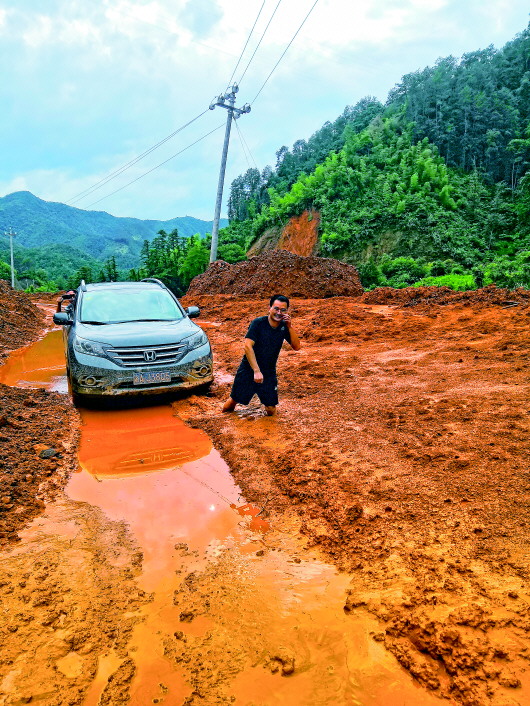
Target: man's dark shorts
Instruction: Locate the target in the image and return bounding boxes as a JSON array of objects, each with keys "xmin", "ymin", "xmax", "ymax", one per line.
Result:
[{"xmin": 231, "ymin": 367, "xmax": 278, "ymax": 407}]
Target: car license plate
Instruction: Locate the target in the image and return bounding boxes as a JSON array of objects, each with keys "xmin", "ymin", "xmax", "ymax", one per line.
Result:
[{"xmin": 133, "ymin": 371, "xmax": 171, "ymax": 385}]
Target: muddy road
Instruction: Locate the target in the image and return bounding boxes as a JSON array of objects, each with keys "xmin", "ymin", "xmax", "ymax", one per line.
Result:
[{"xmin": 1, "ymin": 289, "xmax": 529, "ymax": 705}]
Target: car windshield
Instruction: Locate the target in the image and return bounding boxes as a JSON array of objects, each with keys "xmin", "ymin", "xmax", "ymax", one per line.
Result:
[{"xmin": 80, "ymin": 288, "xmax": 185, "ymax": 324}]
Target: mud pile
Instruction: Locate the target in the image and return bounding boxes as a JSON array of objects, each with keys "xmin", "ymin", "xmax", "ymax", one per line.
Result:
[
  {"xmin": 187, "ymin": 250, "xmax": 363, "ymax": 298},
  {"xmin": 0, "ymin": 280, "xmax": 44, "ymax": 360},
  {"xmin": 0, "ymin": 384, "xmax": 78, "ymax": 544},
  {"xmin": 362, "ymin": 284, "xmax": 530, "ymax": 309}
]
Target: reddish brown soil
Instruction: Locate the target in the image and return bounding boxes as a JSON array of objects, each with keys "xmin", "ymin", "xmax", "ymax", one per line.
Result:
[
  {"xmin": 187, "ymin": 250, "xmax": 363, "ymax": 298},
  {"xmin": 0, "ymin": 280, "xmax": 44, "ymax": 361},
  {"xmin": 2, "ymin": 281, "xmax": 530, "ymax": 704},
  {"xmin": 180, "ymin": 291, "xmax": 530, "ymax": 705},
  {"xmin": 362, "ymin": 284, "xmax": 530, "ymax": 309},
  {"xmin": 0, "ymin": 292, "xmax": 79, "ymax": 546},
  {"xmin": 0, "ymin": 384, "xmax": 78, "ymax": 545},
  {"xmin": 277, "ymin": 209, "xmax": 320, "ymax": 256}
]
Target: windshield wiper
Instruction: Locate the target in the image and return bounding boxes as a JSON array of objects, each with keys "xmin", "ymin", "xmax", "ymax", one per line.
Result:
[
  {"xmin": 110, "ymin": 318, "xmax": 176, "ymax": 323},
  {"xmin": 80, "ymin": 320, "xmax": 108, "ymax": 325}
]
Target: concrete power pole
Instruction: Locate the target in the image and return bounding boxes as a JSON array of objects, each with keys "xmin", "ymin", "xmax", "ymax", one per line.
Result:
[
  {"xmin": 4, "ymin": 228, "xmax": 16, "ymax": 288},
  {"xmin": 208, "ymin": 85, "xmax": 250, "ymax": 263}
]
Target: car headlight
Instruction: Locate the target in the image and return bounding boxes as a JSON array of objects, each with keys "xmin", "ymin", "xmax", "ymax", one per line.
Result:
[
  {"xmin": 73, "ymin": 336, "xmax": 107, "ymax": 357},
  {"xmin": 186, "ymin": 331, "xmax": 209, "ymax": 350}
]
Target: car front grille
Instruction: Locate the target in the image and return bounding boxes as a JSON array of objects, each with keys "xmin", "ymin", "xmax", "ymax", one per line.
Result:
[{"xmin": 106, "ymin": 342, "xmax": 188, "ymax": 367}]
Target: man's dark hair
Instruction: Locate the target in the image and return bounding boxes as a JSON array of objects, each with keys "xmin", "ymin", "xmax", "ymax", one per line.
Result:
[{"xmin": 269, "ymin": 294, "xmax": 290, "ymax": 308}]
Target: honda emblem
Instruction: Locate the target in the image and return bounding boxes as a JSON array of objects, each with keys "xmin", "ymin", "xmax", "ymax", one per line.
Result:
[{"xmin": 144, "ymin": 350, "xmax": 157, "ymax": 362}]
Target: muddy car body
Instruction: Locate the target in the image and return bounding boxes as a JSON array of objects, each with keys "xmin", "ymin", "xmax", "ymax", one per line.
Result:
[{"xmin": 53, "ymin": 279, "xmax": 213, "ymax": 401}]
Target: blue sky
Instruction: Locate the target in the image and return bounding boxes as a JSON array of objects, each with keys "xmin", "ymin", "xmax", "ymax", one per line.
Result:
[{"xmin": 2, "ymin": 0, "xmax": 529, "ymax": 220}]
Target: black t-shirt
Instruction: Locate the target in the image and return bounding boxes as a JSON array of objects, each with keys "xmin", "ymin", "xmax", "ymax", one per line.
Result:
[{"xmin": 239, "ymin": 316, "xmax": 292, "ymax": 376}]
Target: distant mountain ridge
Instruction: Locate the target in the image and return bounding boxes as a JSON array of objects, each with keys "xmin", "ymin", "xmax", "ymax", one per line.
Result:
[{"xmin": 0, "ymin": 191, "xmax": 226, "ymax": 268}]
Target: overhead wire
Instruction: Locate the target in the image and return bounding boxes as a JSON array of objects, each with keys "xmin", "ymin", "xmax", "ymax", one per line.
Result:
[
  {"xmin": 250, "ymin": 0, "xmax": 321, "ymax": 105},
  {"xmin": 225, "ymin": 0, "xmax": 267, "ymax": 90},
  {"xmin": 237, "ymin": 0, "xmax": 284, "ymax": 86},
  {"xmin": 234, "ymin": 120, "xmax": 253, "ymax": 170},
  {"xmin": 234, "ymin": 120, "xmax": 259, "ymax": 171},
  {"xmin": 68, "ymin": 110, "xmax": 209, "ymax": 205},
  {"xmin": 84, "ymin": 123, "xmax": 225, "ymax": 209}
]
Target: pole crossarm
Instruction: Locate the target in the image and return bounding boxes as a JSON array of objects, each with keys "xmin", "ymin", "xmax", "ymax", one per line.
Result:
[{"xmin": 208, "ymin": 84, "xmax": 251, "ymax": 263}]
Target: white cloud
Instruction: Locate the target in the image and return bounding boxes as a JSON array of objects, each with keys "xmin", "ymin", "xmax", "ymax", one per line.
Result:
[{"xmin": 2, "ymin": 0, "xmax": 529, "ymax": 219}]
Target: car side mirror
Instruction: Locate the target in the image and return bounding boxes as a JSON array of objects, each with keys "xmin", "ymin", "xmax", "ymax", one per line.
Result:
[
  {"xmin": 186, "ymin": 306, "xmax": 200, "ymax": 319},
  {"xmin": 53, "ymin": 312, "xmax": 73, "ymax": 325}
]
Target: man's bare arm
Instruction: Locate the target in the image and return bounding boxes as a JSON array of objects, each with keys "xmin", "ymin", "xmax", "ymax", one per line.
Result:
[{"xmin": 244, "ymin": 338, "xmax": 263, "ymax": 383}]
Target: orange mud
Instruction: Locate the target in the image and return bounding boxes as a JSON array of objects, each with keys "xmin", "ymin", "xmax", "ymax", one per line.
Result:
[
  {"xmin": 0, "ymin": 330, "xmax": 440, "ymax": 705},
  {"xmin": 2, "ymin": 289, "xmax": 530, "ymax": 704},
  {"xmin": 178, "ymin": 292, "xmax": 530, "ymax": 706}
]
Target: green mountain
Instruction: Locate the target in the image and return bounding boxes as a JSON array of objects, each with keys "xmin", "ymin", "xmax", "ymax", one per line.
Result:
[
  {"xmin": 220, "ymin": 23, "xmax": 530, "ymax": 290},
  {"xmin": 0, "ymin": 191, "xmax": 226, "ymax": 271}
]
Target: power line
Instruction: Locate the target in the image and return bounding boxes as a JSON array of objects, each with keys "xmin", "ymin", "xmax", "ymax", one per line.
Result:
[
  {"xmin": 226, "ymin": 0, "xmax": 267, "ymax": 90},
  {"xmin": 251, "ymin": 0, "xmax": 320, "ymax": 105},
  {"xmin": 68, "ymin": 110, "xmax": 209, "ymax": 205},
  {"xmin": 234, "ymin": 120, "xmax": 259, "ymax": 171},
  {"xmin": 238, "ymin": 0, "xmax": 284, "ymax": 86},
  {"xmin": 84, "ymin": 123, "xmax": 225, "ymax": 210},
  {"xmin": 234, "ymin": 120, "xmax": 253, "ymax": 170}
]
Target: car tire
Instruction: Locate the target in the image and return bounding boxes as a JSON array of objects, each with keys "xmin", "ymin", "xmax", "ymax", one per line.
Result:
[
  {"xmin": 72, "ymin": 390, "xmax": 85, "ymax": 407},
  {"xmin": 196, "ymin": 381, "xmax": 213, "ymax": 395}
]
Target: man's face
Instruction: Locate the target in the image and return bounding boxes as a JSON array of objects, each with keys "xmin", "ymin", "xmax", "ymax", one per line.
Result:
[{"xmin": 269, "ymin": 299, "xmax": 288, "ymax": 323}]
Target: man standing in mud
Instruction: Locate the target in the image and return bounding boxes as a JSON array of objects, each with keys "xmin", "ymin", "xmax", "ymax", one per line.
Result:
[{"xmin": 222, "ymin": 294, "xmax": 301, "ymax": 416}]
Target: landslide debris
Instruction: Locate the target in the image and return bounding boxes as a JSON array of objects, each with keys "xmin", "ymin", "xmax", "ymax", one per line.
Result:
[
  {"xmin": 0, "ymin": 383, "xmax": 78, "ymax": 545},
  {"xmin": 187, "ymin": 250, "xmax": 363, "ymax": 298},
  {"xmin": 0, "ymin": 280, "xmax": 44, "ymax": 361},
  {"xmin": 362, "ymin": 283, "xmax": 530, "ymax": 309}
]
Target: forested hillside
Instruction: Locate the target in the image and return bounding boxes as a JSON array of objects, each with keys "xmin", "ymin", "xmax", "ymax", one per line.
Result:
[
  {"xmin": 221, "ymin": 23, "xmax": 530, "ymax": 290},
  {"xmin": 0, "ymin": 191, "xmax": 226, "ymax": 290}
]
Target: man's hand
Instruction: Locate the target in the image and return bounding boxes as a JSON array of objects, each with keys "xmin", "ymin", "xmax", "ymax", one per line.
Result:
[
  {"xmin": 282, "ymin": 312, "xmax": 292, "ymax": 326},
  {"xmin": 254, "ymin": 370, "xmax": 264, "ymax": 384}
]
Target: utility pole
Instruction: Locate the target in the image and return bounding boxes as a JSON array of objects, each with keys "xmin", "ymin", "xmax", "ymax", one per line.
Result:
[
  {"xmin": 208, "ymin": 84, "xmax": 250, "ymax": 263},
  {"xmin": 4, "ymin": 228, "xmax": 16, "ymax": 288}
]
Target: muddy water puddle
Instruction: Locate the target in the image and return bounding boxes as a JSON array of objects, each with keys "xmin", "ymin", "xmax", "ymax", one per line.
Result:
[{"xmin": 1, "ymin": 330, "xmax": 440, "ymax": 705}]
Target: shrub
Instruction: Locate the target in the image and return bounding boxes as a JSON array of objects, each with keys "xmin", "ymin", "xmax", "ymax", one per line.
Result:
[{"xmin": 414, "ymin": 274, "xmax": 475, "ymax": 290}]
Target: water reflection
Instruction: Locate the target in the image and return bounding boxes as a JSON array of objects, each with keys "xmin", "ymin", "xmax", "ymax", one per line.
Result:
[
  {"xmin": 78, "ymin": 405, "xmax": 212, "ymax": 478},
  {"xmin": 0, "ymin": 328, "xmax": 66, "ymax": 392}
]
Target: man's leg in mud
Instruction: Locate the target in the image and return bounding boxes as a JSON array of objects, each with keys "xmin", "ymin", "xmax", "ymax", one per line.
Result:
[{"xmin": 222, "ymin": 397, "xmax": 237, "ymax": 413}]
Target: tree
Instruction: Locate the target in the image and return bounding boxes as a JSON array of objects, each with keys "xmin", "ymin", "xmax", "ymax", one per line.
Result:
[
  {"xmin": 0, "ymin": 260, "xmax": 11, "ymax": 281},
  {"xmin": 179, "ymin": 236, "xmax": 209, "ymax": 288}
]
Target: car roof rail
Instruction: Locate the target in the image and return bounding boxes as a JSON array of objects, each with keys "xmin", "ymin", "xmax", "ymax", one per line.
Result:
[
  {"xmin": 141, "ymin": 277, "xmax": 166, "ymax": 288},
  {"xmin": 80, "ymin": 280, "xmax": 87, "ymax": 292}
]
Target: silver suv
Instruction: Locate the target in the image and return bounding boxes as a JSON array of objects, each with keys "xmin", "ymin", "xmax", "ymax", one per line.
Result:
[{"xmin": 53, "ymin": 279, "xmax": 213, "ymax": 403}]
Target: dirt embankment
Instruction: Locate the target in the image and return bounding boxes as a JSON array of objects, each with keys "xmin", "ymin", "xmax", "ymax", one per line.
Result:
[
  {"xmin": 187, "ymin": 249, "xmax": 363, "ymax": 298},
  {"xmin": 0, "ymin": 287, "xmax": 78, "ymax": 546},
  {"xmin": 180, "ymin": 289, "xmax": 530, "ymax": 706},
  {"xmin": 0, "ymin": 280, "xmax": 45, "ymax": 362},
  {"xmin": 247, "ymin": 210, "xmax": 320, "ymax": 258}
]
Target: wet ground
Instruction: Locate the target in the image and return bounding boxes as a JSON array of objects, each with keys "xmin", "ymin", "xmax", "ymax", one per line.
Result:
[
  {"xmin": 179, "ymin": 294, "xmax": 530, "ymax": 706},
  {"xmin": 0, "ymin": 321, "xmax": 439, "ymax": 704}
]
